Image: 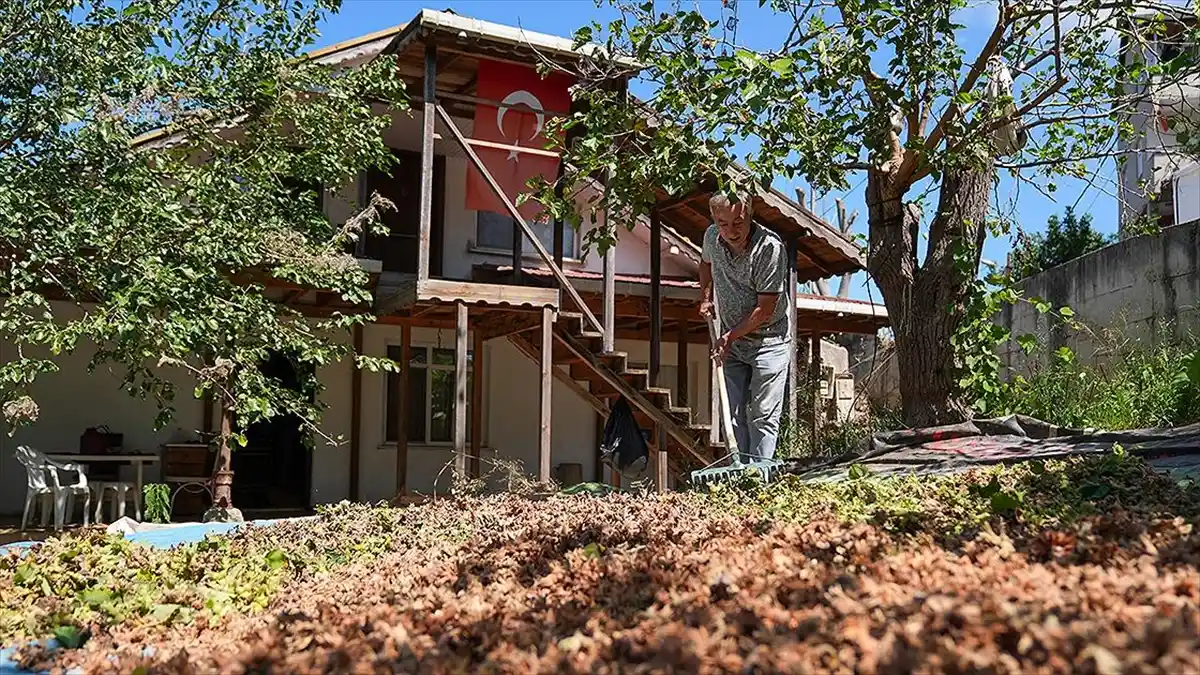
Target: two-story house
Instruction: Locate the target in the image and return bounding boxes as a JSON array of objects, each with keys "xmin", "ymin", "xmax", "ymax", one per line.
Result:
[{"xmin": 0, "ymin": 9, "xmax": 887, "ymax": 519}]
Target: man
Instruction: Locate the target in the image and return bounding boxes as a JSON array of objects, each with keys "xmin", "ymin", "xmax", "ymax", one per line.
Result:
[{"xmin": 700, "ymin": 191, "xmax": 792, "ymax": 461}]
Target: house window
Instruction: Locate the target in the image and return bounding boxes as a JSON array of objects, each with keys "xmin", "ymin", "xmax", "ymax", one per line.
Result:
[
  {"xmin": 476, "ymin": 210, "xmax": 576, "ymax": 256},
  {"xmin": 385, "ymin": 344, "xmax": 473, "ymax": 444}
]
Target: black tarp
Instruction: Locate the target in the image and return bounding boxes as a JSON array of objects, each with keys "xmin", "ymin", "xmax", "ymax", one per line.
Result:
[{"xmin": 781, "ymin": 414, "xmax": 1200, "ymax": 483}]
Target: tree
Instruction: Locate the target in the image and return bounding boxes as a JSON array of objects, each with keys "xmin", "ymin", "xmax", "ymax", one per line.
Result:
[
  {"xmin": 534, "ymin": 0, "xmax": 1200, "ymax": 426},
  {"xmin": 0, "ymin": 0, "xmax": 406, "ymax": 512},
  {"xmin": 1008, "ymin": 207, "xmax": 1113, "ymax": 279}
]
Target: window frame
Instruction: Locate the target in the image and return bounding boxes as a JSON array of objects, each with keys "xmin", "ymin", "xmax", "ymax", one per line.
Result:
[
  {"xmin": 384, "ymin": 343, "xmax": 473, "ymax": 447},
  {"xmin": 473, "ymin": 210, "xmax": 580, "ymax": 260}
]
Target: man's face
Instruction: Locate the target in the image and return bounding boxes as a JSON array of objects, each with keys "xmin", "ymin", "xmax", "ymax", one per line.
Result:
[{"xmin": 713, "ymin": 201, "xmax": 751, "ymax": 248}]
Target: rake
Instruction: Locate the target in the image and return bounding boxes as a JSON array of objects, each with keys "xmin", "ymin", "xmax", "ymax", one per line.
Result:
[{"xmin": 688, "ymin": 301, "xmax": 787, "ymax": 488}]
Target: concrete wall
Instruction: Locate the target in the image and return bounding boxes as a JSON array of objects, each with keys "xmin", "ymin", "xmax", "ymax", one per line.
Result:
[{"xmin": 998, "ymin": 221, "xmax": 1200, "ymax": 374}]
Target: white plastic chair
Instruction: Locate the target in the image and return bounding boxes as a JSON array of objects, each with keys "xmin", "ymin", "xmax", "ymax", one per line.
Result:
[
  {"xmin": 15, "ymin": 446, "xmax": 92, "ymax": 533},
  {"xmin": 92, "ymin": 481, "xmax": 141, "ymax": 522}
]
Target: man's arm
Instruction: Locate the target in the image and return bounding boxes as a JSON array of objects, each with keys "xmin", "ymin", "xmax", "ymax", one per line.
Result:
[
  {"xmin": 699, "ymin": 260, "xmax": 713, "ymax": 307},
  {"xmin": 724, "ymin": 293, "xmax": 779, "ymax": 342}
]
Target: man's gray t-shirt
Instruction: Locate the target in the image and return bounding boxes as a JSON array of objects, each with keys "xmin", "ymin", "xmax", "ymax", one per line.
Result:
[{"xmin": 702, "ymin": 223, "xmax": 791, "ymax": 343}]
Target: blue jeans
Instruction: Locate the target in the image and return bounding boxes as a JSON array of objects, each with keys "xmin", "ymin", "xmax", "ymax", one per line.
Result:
[{"xmin": 722, "ymin": 338, "xmax": 791, "ymax": 461}]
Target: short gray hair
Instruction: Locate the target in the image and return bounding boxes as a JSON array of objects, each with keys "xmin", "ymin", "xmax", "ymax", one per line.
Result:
[{"xmin": 709, "ymin": 191, "xmax": 747, "ymax": 212}]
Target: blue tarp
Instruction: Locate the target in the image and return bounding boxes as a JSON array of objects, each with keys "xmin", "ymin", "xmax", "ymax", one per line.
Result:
[{"xmin": 0, "ymin": 518, "xmax": 289, "ymax": 674}]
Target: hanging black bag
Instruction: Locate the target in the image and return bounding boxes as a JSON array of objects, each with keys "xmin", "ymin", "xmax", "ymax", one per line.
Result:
[{"xmin": 599, "ymin": 395, "xmax": 650, "ymax": 475}]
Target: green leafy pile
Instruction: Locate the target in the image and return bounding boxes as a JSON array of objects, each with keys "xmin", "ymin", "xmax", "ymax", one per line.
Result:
[
  {"xmin": 706, "ymin": 446, "xmax": 1200, "ymax": 540},
  {"xmin": 0, "ymin": 502, "xmax": 475, "ymax": 646}
]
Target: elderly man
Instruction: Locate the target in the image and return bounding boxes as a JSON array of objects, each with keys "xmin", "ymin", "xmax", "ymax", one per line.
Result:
[{"xmin": 700, "ymin": 191, "xmax": 792, "ymax": 461}]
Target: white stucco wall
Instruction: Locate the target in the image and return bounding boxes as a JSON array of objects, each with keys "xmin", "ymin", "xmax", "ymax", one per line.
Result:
[{"xmin": 0, "ymin": 304, "xmax": 205, "ymax": 514}]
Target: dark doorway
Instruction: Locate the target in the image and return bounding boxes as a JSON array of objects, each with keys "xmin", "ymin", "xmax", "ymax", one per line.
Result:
[
  {"xmin": 232, "ymin": 352, "xmax": 314, "ymax": 511},
  {"xmin": 363, "ymin": 148, "xmax": 445, "ymax": 276}
]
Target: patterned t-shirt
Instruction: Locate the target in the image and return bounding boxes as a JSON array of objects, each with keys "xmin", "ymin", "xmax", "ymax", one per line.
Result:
[{"xmin": 701, "ymin": 222, "xmax": 790, "ymax": 343}]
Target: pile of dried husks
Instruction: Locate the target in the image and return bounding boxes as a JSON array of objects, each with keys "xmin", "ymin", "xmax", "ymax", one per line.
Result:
[{"xmin": 4, "ymin": 449, "xmax": 1199, "ymax": 674}]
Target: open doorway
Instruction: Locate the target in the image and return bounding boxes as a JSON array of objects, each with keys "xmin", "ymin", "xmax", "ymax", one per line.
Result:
[{"xmin": 231, "ymin": 351, "xmax": 314, "ymax": 512}]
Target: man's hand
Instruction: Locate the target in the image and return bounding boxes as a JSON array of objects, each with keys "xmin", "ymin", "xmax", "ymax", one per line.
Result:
[
  {"xmin": 711, "ymin": 332, "xmax": 731, "ymax": 364},
  {"xmin": 699, "ymin": 300, "xmax": 714, "ymax": 319}
]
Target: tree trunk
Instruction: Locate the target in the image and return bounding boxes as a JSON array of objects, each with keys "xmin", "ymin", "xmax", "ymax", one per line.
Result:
[
  {"xmin": 866, "ymin": 163, "xmax": 993, "ymax": 428},
  {"xmin": 213, "ymin": 395, "xmax": 235, "ymax": 507}
]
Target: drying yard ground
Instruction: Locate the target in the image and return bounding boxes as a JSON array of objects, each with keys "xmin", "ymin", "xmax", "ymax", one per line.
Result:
[{"xmin": 2, "ymin": 449, "xmax": 1199, "ymax": 674}]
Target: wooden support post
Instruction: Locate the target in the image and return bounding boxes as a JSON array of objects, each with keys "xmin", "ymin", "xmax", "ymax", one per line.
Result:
[
  {"xmin": 397, "ymin": 324, "xmax": 411, "ymax": 496},
  {"xmin": 213, "ymin": 396, "xmax": 235, "ymax": 508},
  {"xmin": 649, "ymin": 209, "xmax": 662, "ymax": 385},
  {"xmin": 512, "ymin": 218, "xmax": 523, "ymax": 283},
  {"xmin": 470, "ymin": 329, "xmax": 484, "ymax": 478},
  {"xmin": 350, "ymin": 324, "xmax": 363, "ymax": 501},
  {"xmin": 454, "ymin": 303, "xmax": 468, "ymax": 479},
  {"xmin": 655, "ymin": 426, "xmax": 669, "ymax": 493},
  {"xmin": 553, "ymin": 180, "xmax": 565, "ymax": 268},
  {"xmin": 676, "ymin": 320, "xmax": 689, "ymax": 407},
  {"xmin": 810, "ymin": 331, "xmax": 823, "ymax": 453},
  {"xmin": 785, "ymin": 238, "xmax": 799, "ymax": 432},
  {"xmin": 709, "ymin": 350, "xmax": 720, "ymax": 447},
  {"xmin": 417, "ymin": 42, "xmax": 437, "ymax": 282},
  {"xmin": 602, "ymin": 245, "xmax": 615, "ymax": 352},
  {"xmin": 539, "ymin": 305, "xmax": 554, "ymax": 484}
]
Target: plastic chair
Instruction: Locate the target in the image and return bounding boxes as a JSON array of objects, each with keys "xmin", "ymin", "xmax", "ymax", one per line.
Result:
[
  {"xmin": 15, "ymin": 445, "xmax": 92, "ymax": 532},
  {"xmin": 92, "ymin": 481, "xmax": 142, "ymax": 523}
]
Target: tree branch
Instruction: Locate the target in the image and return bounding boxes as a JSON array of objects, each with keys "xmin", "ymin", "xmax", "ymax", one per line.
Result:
[{"xmin": 921, "ymin": 3, "xmax": 1011, "ymax": 156}]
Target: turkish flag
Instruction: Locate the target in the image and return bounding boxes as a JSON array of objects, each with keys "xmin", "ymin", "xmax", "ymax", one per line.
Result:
[{"xmin": 464, "ymin": 59, "xmax": 573, "ymax": 222}]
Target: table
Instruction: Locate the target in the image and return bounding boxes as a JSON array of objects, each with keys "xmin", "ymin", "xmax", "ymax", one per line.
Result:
[{"xmin": 47, "ymin": 453, "xmax": 160, "ymax": 521}]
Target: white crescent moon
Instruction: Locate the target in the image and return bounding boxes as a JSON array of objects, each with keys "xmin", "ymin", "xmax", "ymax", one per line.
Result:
[{"xmin": 497, "ymin": 90, "xmax": 545, "ymax": 161}]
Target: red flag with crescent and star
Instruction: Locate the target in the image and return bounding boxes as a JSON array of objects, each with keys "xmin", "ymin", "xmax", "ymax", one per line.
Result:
[{"xmin": 464, "ymin": 58, "xmax": 574, "ymax": 221}]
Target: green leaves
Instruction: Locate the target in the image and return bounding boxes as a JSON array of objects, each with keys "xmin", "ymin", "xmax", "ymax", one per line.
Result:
[
  {"xmin": 0, "ymin": 0, "xmax": 408, "ymax": 448},
  {"xmin": 971, "ymin": 476, "xmax": 1024, "ymax": 514}
]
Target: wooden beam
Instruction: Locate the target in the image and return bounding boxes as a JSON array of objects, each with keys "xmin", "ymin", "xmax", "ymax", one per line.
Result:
[
  {"xmin": 417, "ymin": 278, "xmax": 559, "ymax": 308},
  {"xmin": 433, "ymin": 104, "xmax": 603, "ymax": 334},
  {"xmin": 397, "ymin": 324, "xmax": 411, "ymax": 496},
  {"xmin": 656, "ymin": 437, "xmax": 669, "ymax": 493},
  {"xmin": 539, "ymin": 306, "xmax": 554, "ymax": 483},
  {"xmin": 786, "ymin": 237, "xmax": 800, "ymax": 429},
  {"xmin": 709, "ymin": 346, "xmax": 720, "ymax": 448},
  {"xmin": 810, "ymin": 331, "xmax": 823, "ymax": 454},
  {"xmin": 509, "ymin": 333, "xmax": 606, "ymax": 413},
  {"xmin": 475, "ymin": 312, "xmax": 542, "ymax": 341},
  {"xmin": 653, "ymin": 188, "xmax": 708, "ymax": 213},
  {"xmin": 602, "ymin": 247, "xmax": 615, "ymax": 352},
  {"xmin": 417, "ymin": 43, "xmax": 437, "ymax": 282},
  {"xmin": 649, "ymin": 209, "xmax": 662, "ymax": 386},
  {"xmin": 512, "ymin": 209, "xmax": 523, "ymax": 284},
  {"xmin": 676, "ymin": 320, "xmax": 689, "ymax": 407},
  {"xmin": 471, "ymin": 328, "xmax": 484, "ymax": 478},
  {"xmin": 350, "ymin": 324, "xmax": 363, "ymax": 501},
  {"xmin": 455, "ymin": 302, "xmax": 468, "ymax": 478},
  {"xmin": 553, "ymin": 178, "xmax": 565, "ymax": 268}
]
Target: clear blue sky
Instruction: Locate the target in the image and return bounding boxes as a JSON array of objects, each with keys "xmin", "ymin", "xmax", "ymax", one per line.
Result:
[{"xmin": 312, "ymin": 0, "xmax": 1120, "ymax": 303}]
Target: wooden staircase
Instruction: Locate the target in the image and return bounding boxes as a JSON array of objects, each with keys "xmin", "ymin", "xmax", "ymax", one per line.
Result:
[{"xmin": 507, "ymin": 311, "xmax": 721, "ymax": 483}]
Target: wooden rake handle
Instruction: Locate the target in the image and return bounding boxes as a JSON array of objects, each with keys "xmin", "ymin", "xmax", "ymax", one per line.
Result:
[{"xmin": 706, "ymin": 307, "xmax": 739, "ymax": 457}]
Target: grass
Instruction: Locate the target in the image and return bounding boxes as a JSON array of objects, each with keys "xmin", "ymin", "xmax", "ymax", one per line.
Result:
[{"xmin": 1003, "ymin": 327, "xmax": 1200, "ymax": 431}]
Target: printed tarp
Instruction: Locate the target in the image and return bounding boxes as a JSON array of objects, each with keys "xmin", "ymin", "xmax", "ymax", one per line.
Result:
[{"xmin": 782, "ymin": 414, "xmax": 1200, "ymax": 484}]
